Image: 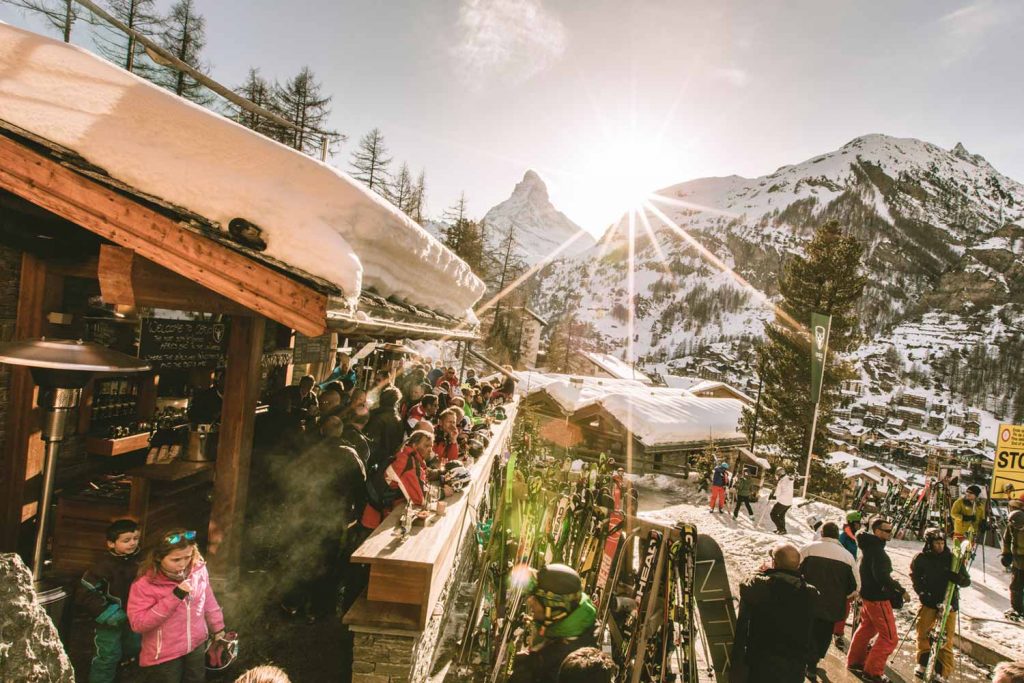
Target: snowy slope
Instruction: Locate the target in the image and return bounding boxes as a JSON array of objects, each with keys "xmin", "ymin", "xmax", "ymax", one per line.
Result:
[
  {"xmin": 482, "ymin": 170, "xmax": 596, "ymax": 265},
  {"xmin": 0, "ymin": 23, "xmax": 486, "ymax": 319}
]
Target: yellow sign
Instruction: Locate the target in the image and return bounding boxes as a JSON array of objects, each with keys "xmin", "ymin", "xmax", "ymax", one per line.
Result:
[{"xmin": 992, "ymin": 423, "xmax": 1024, "ymax": 499}]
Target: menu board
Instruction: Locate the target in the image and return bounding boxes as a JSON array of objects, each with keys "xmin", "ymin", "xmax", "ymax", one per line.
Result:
[
  {"xmin": 139, "ymin": 319, "xmax": 228, "ymax": 370},
  {"xmin": 292, "ymin": 332, "xmax": 332, "ymax": 365}
]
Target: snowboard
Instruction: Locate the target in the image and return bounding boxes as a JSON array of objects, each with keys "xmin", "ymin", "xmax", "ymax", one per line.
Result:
[{"xmin": 693, "ymin": 533, "xmax": 737, "ymax": 682}]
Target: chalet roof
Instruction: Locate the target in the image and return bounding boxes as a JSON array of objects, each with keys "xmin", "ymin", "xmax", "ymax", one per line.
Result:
[
  {"xmin": 586, "ymin": 393, "xmax": 745, "ymax": 447},
  {"xmin": 0, "ymin": 24, "xmax": 484, "ymax": 338},
  {"xmin": 580, "ymin": 351, "xmax": 653, "ymax": 384}
]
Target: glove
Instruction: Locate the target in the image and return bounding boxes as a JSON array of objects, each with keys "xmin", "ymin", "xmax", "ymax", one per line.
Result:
[
  {"xmin": 96, "ymin": 603, "xmax": 127, "ymax": 626},
  {"xmin": 1002, "ymin": 554, "xmax": 1014, "ymax": 568}
]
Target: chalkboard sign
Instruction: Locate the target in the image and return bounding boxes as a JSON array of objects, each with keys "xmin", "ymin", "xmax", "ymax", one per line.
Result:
[
  {"xmin": 140, "ymin": 319, "xmax": 228, "ymax": 370},
  {"xmin": 292, "ymin": 332, "xmax": 331, "ymax": 365}
]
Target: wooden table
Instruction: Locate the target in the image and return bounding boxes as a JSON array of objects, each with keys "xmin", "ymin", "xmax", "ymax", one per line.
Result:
[{"xmin": 347, "ymin": 401, "xmax": 519, "ymax": 630}]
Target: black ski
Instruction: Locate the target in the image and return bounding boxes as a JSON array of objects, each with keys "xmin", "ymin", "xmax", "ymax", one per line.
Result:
[{"xmin": 693, "ymin": 533, "xmax": 737, "ymax": 682}]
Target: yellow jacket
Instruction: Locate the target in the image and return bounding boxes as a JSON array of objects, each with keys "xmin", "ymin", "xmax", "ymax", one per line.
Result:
[{"xmin": 950, "ymin": 496, "xmax": 980, "ymax": 537}]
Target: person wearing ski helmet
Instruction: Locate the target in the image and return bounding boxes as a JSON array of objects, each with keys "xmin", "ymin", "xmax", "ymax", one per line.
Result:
[
  {"xmin": 509, "ymin": 564, "xmax": 597, "ymax": 683},
  {"xmin": 950, "ymin": 484, "xmax": 983, "ymax": 542},
  {"xmin": 1002, "ymin": 494, "xmax": 1024, "ymax": 620},
  {"xmin": 910, "ymin": 527, "xmax": 971, "ymax": 680},
  {"xmin": 709, "ymin": 461, "xmax": 730, "ymax": 513},
  {"xmin": 733, "ymin": 466, "xmax": 757, "ymax": 519}
]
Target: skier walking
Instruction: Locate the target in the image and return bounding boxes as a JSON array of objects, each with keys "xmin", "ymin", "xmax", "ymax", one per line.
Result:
[
  {"xmin": 709, "ymin": 461, "xmax": 730, "ymax": 513},
  {"xmin": 950, "ymin": 485, "xmax": 982, "ymax": 542},
  {"xmin": 732, "ymin": 542, "xmax": 819, "ymax": 683},
  {"xmin": 910, "ymin": 528, "xmax": 971, "ymax": 681},
  {"xmin": 509, "ymin": 564, "xmax": 598, "ymax": 683},
  {"xmin": 769, "ymin": 469, "xmax": 795, "ymax": 534},
  {"xmin": 800, "ymin": 523, "xmax": 859, "ymax": 682},
  {"xmin": 733, "ymin": 466, "xmax": 757, "ymax": 519},
  {"xmin": 847, "ymin": 517, "xmax": 909, "ymax": 682},
  {"xmin": 1002, "ymin": 495, "xmax": 1024, "ymax": 621}
]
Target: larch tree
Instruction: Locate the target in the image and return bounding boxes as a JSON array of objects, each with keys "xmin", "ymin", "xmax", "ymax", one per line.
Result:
[
  {"xmin": 275, "ymin": 66, "xmax": 342, "ymax": 158},
  {"xmin": 741, "ymin": 221, "xmax": 867, "ymax": 482},
  {"xmin": 411, "ymin": 169, "xmax": 428, "ymax": 223},
  {"xmin": 155, "ymin": 0, "xmax": 213, "ymax": 105},
  {"xmin": 230, "ymin": 68, "xmax": 282, "ymax": 139},
  {"xmin": 349, "ymin": 128, "xmax": 392, "ymax": 195},
  {"xmin": 388, "ymin": 163, "xmax": 415, "ymax": 214},
  {"xmin": 6, "ymin": 0, "xmax": 77, "ymax": 41},
  {"xmin": 93, "ymin": 0, "xmax": 161, "ymax": 76}
]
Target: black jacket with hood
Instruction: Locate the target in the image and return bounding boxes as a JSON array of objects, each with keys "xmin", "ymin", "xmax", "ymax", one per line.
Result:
[
  {"xmin": 911, "ymin": 541, "xmax": 971, "ymax": 611},
  {"xmin": 857, "ymin": 531, "xmax": 905, "ymax": 602},
  {"xmin": 732, "ymin": 568, "xmax": 818, "ymax": 683}
]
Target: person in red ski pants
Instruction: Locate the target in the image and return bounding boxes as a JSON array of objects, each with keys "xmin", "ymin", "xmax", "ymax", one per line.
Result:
[
  {"xmin": 708, "ymin": 462, "xmax": 729, "ymax": 512},
  {"xmin": 847, "ymin": 518, "xmax": 909, "ymax": 681}
]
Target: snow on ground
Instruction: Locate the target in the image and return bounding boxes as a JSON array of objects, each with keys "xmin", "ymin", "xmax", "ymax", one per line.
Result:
[
  {"xmin": 634, "ymin": 474, "xmax": 1019, "ymax": 677},
  {"xmin": 0, "ymin": 23, "xmax": 485, "ymax": 319}
]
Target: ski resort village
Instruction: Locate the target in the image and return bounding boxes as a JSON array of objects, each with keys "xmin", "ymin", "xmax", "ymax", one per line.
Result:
[{"xmin": 2, "ymin": 2, "xmax": 1024, "ymax": 683}]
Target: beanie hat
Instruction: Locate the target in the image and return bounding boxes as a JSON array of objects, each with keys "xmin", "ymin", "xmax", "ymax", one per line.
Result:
[{"xmin": 966, "ymin": 485, "xmax": 982, "ymax": 496}]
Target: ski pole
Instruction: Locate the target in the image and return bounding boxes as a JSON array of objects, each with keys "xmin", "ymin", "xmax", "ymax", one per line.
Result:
[{"xmin": 892, "ymin": 606, "xmax": 921, "ymax": 658}]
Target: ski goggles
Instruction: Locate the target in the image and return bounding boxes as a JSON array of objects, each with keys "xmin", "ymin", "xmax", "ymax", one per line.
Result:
[{"xmin": 164, "ymin": 530, "xmax": 197, "ymax": 545}]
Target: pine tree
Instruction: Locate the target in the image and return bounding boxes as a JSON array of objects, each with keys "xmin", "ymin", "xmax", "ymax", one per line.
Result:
[
  {"xmin": 740, "ymin": 221, "xmax": 867, "ymax": 481},
  {"xmin": 441, "ymin": 194, "xmax": 487, "ymax": 276},
  {"xmin": 544, "ymin": 307, "xmax": 591, "ymax": 374},
  {"xmin": 275, "ymin": 67, "xmax": 342, "ymax": 158},
  {"xmin": 93, "ymin": 0, "xmax": 161, "ymax": 76},
  {"xmin": 155, "ymin": 0, "xmax": 212, "ymax": 105},
  {"xmin": 230, "ymin": 68, "xmax": 279, "ymax": 138},
  {"xmin": 387, "ymin": 163, "xmax": 415, "ymax": 214},
  {"xmin": 6, "ymin": 0, "xmax": 76, "ymax": 42},
  {"xmin": 349, "ymin": 128, "xmax": 392, "ymax": 194}
]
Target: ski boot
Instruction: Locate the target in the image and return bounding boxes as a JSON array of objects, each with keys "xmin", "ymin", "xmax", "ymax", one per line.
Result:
[
  {"xmin": 914, "ymin": 664, "xmax": 925, "ymax": 679},
  {"xmin": 833, "ymin": 634, "xmax": 847, "ymax": 652}
]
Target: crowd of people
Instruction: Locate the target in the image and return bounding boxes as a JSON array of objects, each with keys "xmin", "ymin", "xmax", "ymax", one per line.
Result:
[
  {"xmin": 730, "ymin": 505, "xmax": 1024, "ymax": 683},
  {"xmin": 73, "ymin": 352, "xmax": 515, "ymax": 682}
]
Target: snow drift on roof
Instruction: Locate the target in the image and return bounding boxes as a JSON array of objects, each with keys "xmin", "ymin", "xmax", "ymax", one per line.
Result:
[
  {"xmin": 598, "ymin": 393, "xmax": 744, "ymax": 446},
  {"xmin": 0, "ymin": 23, "xmax": 485, "ymax": 320},
  {"xmin": 581, "ymin": 351, "xmax": 653, "ymax": 384},
  {"xmin": 532, "ymin": 379, "xmax": 692, "ymax": 414},
  {"xmin": 512, "ymin": 371, "xmax": 648, "ymax": 399}
]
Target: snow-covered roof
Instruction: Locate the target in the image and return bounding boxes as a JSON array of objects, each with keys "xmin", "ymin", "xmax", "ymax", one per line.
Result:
[
  {"xmin": 597, "ymin": 393, "xmax": 745, "ymax": 446},
  {"xmin": 844, "ymin": 467, "xmax": 882, "ymax": 483},
  {"xmin": 581, "ymin": 352, "xmax": 653, "ymax": 384},
  {"xmin": 526, "ymin": 378, "xmax": 742, "ymax": 446},
  {"xmin": 0, "ymin": 23, "xmax": 485, "ymax": 321},
  {"xmin": 826, "ymin": 452, "xmax": 908, "ymax": 482},
  {"xmin": 685, "ymin": 380, "xmax": 754, "ymax": 404},
  {"xmin": 513, "ymin": 371, "xmax": 649, "ymax": 400}
]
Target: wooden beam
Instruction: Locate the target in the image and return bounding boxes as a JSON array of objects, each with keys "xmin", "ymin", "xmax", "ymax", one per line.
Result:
[
  {"xmin": 1, "ymin": 253, "xmax": 45, "ymax": 551},
  {"xmin": 98, "ymin": 245, "xmax": 136, "ymax": 307},
  {"xmin": 47, "ymin": 254, "xmax": 253, "ymax": 316},
  {"xmin": 206, "ymin": 316, "xmax": 264, "ymax": 588},
  {"xmin": 0, "ymin": 136, "xmax": 328, "ymax": 336}
]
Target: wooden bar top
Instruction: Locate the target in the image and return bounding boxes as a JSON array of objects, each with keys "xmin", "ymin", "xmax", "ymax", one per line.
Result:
[
  {"xmin": 351, "ymin": 401, "xmax": 517, "ymax": 567},
  {"xmin": 347, "ymin": 399, "xmax": 518, "ymax": 630}
]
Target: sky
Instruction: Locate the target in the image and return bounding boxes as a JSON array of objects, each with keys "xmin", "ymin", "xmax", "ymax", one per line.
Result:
[{"xmin": 2, "ymin": 0, "xmax": 1023, "ymax": 236}]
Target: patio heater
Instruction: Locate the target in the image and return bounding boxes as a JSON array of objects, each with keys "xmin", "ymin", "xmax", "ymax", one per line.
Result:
[{"xmin": 0, "ymin": 339, "xmax": 149, "ymax": 601}]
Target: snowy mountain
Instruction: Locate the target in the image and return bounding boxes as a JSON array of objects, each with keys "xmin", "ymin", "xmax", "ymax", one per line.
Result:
[
  {"xmin": 482, "ymin": 170, "xmax": 596, "ymax": 265},
  {"xmin": 534, "ymin": 134, "xmax": 1024, "ymax": 417}
]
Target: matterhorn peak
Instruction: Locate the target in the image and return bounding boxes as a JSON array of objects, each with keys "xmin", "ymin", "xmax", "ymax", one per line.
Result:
[{"xmin": 512, "ymin": 169, "xmax": 550, "ymax": 202}]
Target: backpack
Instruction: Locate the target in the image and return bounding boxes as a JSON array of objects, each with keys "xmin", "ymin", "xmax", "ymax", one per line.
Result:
[{"xmin": 365, "ymin": 451, "xmax": 411, "ymax": 512}]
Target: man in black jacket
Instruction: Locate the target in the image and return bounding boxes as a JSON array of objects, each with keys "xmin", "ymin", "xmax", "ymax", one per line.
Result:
[
  {"xmin": 911, "ymin": 528, "xmax": 971, "ymax": 681},
  {"xmin": 732, "ymin": 542, "xmax": 819, "ymax": 683},
  {"xmin": 847, "ymin": 517, "xmax": 909, "ymax": 682},
  {"xmin": 365, "ymin": 386, "xmax": 406, "ymax": 469},
  {"xmin": 800, "ymin": 523, "xmax": 859, "ymax": 681}
]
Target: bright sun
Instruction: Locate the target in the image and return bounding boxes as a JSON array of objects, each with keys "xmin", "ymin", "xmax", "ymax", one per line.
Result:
[{"xmin": 558, "ymin": 129, "xmax": 681, "ymax": 234}]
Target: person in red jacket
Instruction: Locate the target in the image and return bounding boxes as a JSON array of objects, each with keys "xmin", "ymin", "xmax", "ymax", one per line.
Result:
[
  {"xmin": 433, "ymin": 408, "xmax": 461, "ymax": 464},
  {"xmin": 361, "ymin": 431, "xmax": 432, "ymax": 529},
  {"xmin": 127, "ymin": 528, "xmax": 226, "ymax": 681}
]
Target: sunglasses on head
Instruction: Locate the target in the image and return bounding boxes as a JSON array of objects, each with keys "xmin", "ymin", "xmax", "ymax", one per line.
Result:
[{"xmin": 165, "ymin": 530, "xmax": 197, "ymax": 545}]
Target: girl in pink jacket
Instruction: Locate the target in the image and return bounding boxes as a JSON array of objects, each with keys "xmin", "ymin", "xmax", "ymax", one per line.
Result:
[{"xmin": 127, "ymin": 528, "xmax": 226, "ymax": 681}]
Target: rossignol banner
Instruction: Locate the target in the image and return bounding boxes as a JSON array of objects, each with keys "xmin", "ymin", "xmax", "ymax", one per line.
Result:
[
  {"xmin": 809, "ymin": 312, "xmax": 832, "ymax": 403},
  {"xmin": 992, "ymin": 424, "xmax": 1024, "ymax": 499}
]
